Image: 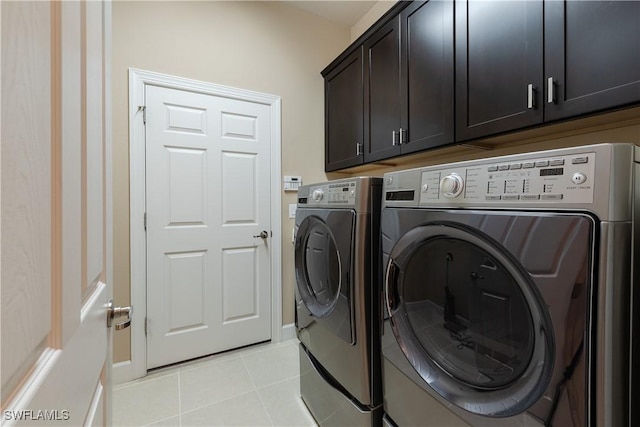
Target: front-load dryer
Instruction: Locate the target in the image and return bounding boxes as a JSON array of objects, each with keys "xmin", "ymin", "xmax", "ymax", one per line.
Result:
[
  {"xmin": 295, "ymin": 177, "xmax": 383, "ymax": 426},
  {"xmin": 380, "ymin": 143, "xmax": 638, "ymax": 427}
]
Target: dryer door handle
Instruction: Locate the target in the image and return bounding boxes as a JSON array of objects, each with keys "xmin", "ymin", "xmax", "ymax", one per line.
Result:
[{"xmin": 385, "ymin": 259, "xmax": 400, "ymax": 314}]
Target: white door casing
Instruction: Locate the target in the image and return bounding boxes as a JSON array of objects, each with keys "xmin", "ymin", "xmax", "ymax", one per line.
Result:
[
  {"xmin": 145, "ymin": 85, "xmax": 272, "ymax": 368},
  {"xmin": 1, "ymin": 1, "xmax": 113, "ymax": 425},
  {"xmin": 125, "ymin": 69, "xmax": 282, "ymax": 380}
]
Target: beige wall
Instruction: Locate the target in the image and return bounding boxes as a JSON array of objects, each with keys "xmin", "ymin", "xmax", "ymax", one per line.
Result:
[
  {"xmin": 112, "ymin": 1, "xmax": 352, "ymax": 362},
  {"xmin": 351, "ymin": 0, "xmax": 396, "ymax": 42}
]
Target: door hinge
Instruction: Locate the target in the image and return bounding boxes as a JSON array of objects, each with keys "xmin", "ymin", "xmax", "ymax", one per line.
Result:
[
  {"xmin": 138, "ymin": 105, "xmax": 146, "ymax": 124},
  {"xmin": 144, "ymin": 317, "xmax": 148, "ymax": 335},
  {"xmin": 144, "ymin": 212, "xmax": 147, "ymax": 231}
]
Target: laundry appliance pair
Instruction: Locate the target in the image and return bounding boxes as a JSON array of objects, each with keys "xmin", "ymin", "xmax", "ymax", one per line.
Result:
[{"xmin": 295, "ymin": 143, "xmax": 638, "ymax": 427}]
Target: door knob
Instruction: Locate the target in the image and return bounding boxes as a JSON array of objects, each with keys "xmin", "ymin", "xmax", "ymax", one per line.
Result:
[
  {"xmin": 253, "ymin": 230, "xmax": 269, "ymax": 239},
  {"xmin": 107, "ymin": 300, "xmax": 133, "ymax": 330}
]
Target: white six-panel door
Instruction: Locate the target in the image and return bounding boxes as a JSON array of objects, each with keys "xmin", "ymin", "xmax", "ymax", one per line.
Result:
[
  {"xmin": 1, "ymin": 1, "xmax": 112, "ymax": 425},
  {"xmin": 145, "ymin": 85, "xmax": 272, "ymax": 369}
]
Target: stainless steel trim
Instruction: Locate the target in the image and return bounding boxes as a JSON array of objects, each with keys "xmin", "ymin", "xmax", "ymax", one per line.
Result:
[
  {"xmin": 595, "ymin": 221, "xmax": 632, "ymax": 427},
  {"xmin": 547, "ymin": 77, "xmax": 554, "ymax": 104},
  {"xmin": 301, "ymin": 345, "xmax": 372, "ymax": 414}
]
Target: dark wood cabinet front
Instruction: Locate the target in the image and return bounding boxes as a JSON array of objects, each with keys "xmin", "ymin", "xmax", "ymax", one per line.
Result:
[
  {"xmin": 544, "ymin": 1, "xmax": 640, "ymax": 121},
  {"xmin": 364, "ymin": 17, "xmax": 402, "ymax": 162},
  {"xmin": 400, "ymin": 0, "xmax": 454, "ymax": 154},
  {"xmin": 456, "ymin": 0, "xmax": 639, "ymax": 142},
  {"xmin": 455, "ymin": 0, "xmax": 543, "ymax": 142},
  {"xmin": 324, "ymin": 49, "xmax": 364, "ymax": 172},
  {"xmin": 363, "ymin": 0, "xmax": 454, "ymax": 163},
  {"xmin": 323, "ymin": 0, "xmax": 639, "ymax": 172}
]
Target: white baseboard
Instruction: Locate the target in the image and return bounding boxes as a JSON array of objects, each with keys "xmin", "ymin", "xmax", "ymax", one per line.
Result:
[
  {"xmin": 281, "ymin": 323, "xmax": 296, "ymax": 341},
  {"xmin": 113, "ymin": 360, "xmax": 135, "ymax": 385}
]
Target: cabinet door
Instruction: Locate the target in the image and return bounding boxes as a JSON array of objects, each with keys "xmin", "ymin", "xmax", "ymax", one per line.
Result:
[
  {"xmin": 545, "ymin": 1, "xmax": 640, "ymax": 121},
  {"xmin": 400, "ymin": 0, "xmax": 454, "ymax": 155},
  {"xmin": 455, "ymin": 0, "xmax": 543, "ymax": 141},
  {"xmin": 325, "ymin": 48, "xmax": 364, "ymax": 172},
  {"xmin": 364, "ymin": 17, "xmax": 402, "ymax": 163}
]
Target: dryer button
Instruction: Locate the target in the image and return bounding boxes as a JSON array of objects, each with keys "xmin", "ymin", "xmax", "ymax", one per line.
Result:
[{"xmin": 571, "ymin": 172, "xmax": 587, "ymax": 185}]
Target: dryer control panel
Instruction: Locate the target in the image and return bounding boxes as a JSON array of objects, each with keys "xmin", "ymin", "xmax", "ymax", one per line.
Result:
[
  {"xmin": 302, "ymin": 180, "xmax": 358, "ymax": 206},
  {"xmin": 419, "ymin": 152, "xmax": 596, "ymax": 204}
]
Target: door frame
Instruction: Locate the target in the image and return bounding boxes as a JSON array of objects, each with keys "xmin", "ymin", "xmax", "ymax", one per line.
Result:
[{"xmin": 121, "ymin": 68, "xmax": 282, "ymax": 382}]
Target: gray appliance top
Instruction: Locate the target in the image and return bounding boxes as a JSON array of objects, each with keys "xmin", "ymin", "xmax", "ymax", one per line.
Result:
[
  {"xmin": 297, "ymin": 176, "xmax": 382, "ymax": 213},
  {"xmin": 383, "ymin": 143, "xmax": 638, "ymax": 221}
]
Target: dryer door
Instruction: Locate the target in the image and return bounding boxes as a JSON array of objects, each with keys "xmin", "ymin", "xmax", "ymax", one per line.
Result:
[
  {"xmin": 385, "ymin": 220, "xmax": 555, "ymax": 417},
  {"xmin": 295, "ymin": 209, "xmax": 356, "ymax": 344}
]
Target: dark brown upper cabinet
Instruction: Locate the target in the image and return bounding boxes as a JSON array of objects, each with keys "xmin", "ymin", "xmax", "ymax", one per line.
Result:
[
  {"xmin": 544, "ymin": 1, "xmax": 640, "ymax": 121},
  {"xmin": 363, "ymin": 17, "xmax": 402, "ymax": 162},
  {"xmin": 364, "ymin": 0, "xmax": 454, "ymax": 163},
  {"xmin": 456, "ymin": 0, "xmax": 640, "ymax": 142},
  {"xmin": 324, "ymin": 48, "xmax": 364, "ymax": 172},
  {"xmin": 455, "ymin": 0, "xmax": 544, "ymax": 142}
]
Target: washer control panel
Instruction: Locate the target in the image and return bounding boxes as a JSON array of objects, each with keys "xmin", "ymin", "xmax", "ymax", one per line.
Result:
[
  {"xmin": 304, "ymin": 180, "xmax": 358, "ymax": 206},
  {"xmin": 420, "ymin": 152, "xmax": 596, "ymax": 204}
]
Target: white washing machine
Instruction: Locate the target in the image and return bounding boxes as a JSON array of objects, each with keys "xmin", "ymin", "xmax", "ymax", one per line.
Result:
[
  {"xmin": 295, "ymin": 177, "xmax": 383, "ymax": 426},
  {"xmin": 380, "ymin": 143, "xmax": 638, "ymax": 427}
]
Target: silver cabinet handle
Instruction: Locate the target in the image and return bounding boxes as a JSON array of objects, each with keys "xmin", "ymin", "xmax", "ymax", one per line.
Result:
[
  {"xmin": 392, "ymin": 130, "xmax": 399, "ymax": 146},
  {"xmin": 355, "ymin": 142, "xmax": 363, "ymax": 156},
  {"xmin": 253, "ymin": 230, "xmax": 268, "ymax": 239},
  {"xmin": 399, "ymin": 128, "xmax": 407, "ymax": 144},
  {"xmin": 547, "ymin": 77, "xmax": 555, "ymax": 104},
  {"xmin": 527, "ymin": 84, "xmax": 535, "ymax": 109},
  {"xmin": 107, "ymin": 300, "xmax": 133, "ymax": 330}
]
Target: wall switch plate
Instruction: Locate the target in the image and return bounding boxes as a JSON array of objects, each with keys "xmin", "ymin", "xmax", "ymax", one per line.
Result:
[{"xmin": 288, "ymin": 204, "xmax": 297, "ymax": 219}]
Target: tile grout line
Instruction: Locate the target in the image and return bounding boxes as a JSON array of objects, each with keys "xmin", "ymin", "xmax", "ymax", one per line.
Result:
[
  {"xmin": 240, "ymin": 354, "xmax": 275, "ymax": 426},
  {"xmin": 239, "ymin": 354, "xmax": 260, "ymax": 393},
  {"xmin": 178, "ymin": 357, "xmax": 261, "ymax": 416},
  {"xmin": 253, "ymin": 385, "xmax": 276, "ymax": 427}
]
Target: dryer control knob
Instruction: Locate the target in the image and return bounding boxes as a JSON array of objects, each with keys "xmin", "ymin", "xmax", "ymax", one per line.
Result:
[
  {"xmin": 440, "ymin": 173, "xmax": 464, "ymax": 198},
  {"xmin": 312, "ymin": 189, "xmax": 324, "ymax": 201}
]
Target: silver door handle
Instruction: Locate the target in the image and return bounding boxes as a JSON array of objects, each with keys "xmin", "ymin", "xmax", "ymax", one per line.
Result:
[
  {"xmin": 107, "ymin": 300, "xmax": 133, "ymax": 330},
  {"xmin": 253, "ymin": 230, "xmax": 268, "ymax": 239},
  {"xmin": 547, "ymin": 77, "xmax": 555, "ymax": 104},
  {"xmin": 527, "ymin": 84, "xmax": 535, "ymax": 109}
]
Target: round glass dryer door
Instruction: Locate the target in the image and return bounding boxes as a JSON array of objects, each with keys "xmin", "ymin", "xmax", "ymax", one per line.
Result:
[
  {"xmin": 296, "ymin": 216, "xmax": 341, "ymax": 317},
  {"xmin": 385, "ymin": 221, "xmax": 554, "ymax": 417},
  {"xmin": 295, "ymin": 210, "xmax": 355, "ymax": 344}
]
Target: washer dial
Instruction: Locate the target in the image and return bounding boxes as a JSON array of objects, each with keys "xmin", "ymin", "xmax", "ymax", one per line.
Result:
[{"xmin": 440, "ymin": 173, "xmax": 465, "ymax": 198}]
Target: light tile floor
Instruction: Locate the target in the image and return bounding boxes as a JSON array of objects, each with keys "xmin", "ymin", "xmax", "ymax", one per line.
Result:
[{"xmin": 113, "ymin": 339, "xmax": 317, "ymax": 427}]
